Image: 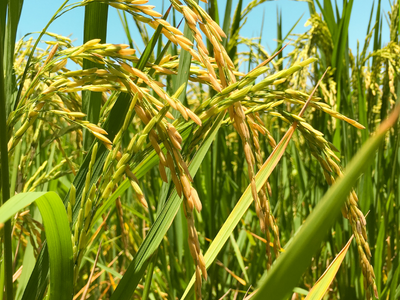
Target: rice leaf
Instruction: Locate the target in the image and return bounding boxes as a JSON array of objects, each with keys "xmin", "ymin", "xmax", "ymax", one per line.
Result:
[
  {"xmin": 3, "ymin": 0, "xmax": 23, "ymax": 117},
  {"xmin": 0, "ymin": 192, "xmax": 73, "ymax": 300},
  {"xmin": 82, "ymin": 1, "xmax": 108, "ymax": 149},
  {"xmin": 304, "ymin": 235, "xmax": 354, "ymax": 300}
]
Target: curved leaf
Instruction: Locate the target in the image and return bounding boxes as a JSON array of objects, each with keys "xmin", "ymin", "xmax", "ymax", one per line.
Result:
[
  {"xmin": 0, "ymin": 192, "xmax": 73, "ymax": 300},
  {"xmin": 305, "ymin": 236, "xmax": 354, "ymax": 300}
]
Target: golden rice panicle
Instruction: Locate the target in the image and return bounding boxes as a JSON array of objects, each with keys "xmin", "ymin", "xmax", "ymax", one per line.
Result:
[
  {"xmin": 284, "ymin": 101, "xmax": 376, "ymax": 298},
  {"xmin": 168, "ymin": 1, "xmax": 235, "ymax": 91},
  {"xmin": 229, "ymin": 102, "xmax": 259, "ymax": 210},
  {"xmin": 307, "ymin": 134, "xmax": 377, "ymax": 298},
  {"xmin": 115, "ymin": 197, "xmax": 130, "ymax": 254},
  {"xmin": 163, "ymin": 148, "xmax": 184, "ymax": 198},
  {"xmin": 160, "ymin": 122, "xmax": 207, "ymax": 300},
  {"xmin": 134, "ymin": 104, "xmax": 151, "ymax": 124},
  {"xmin": 183, "ymin": 204, "xmax": 207, "ymax": 300},
  {"xmin": 180, "ymin": 173, "xmax": 192, "ymax": 202},
  {"xmin": 248, "ymin": 115, "xmax": 281, "ymax": 269}
]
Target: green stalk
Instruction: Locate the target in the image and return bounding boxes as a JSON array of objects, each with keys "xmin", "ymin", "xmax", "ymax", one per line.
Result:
[
  {"xmin": 4, "ymin": 0, "xmax": 23, "ymax": 118},
  {"xmin": 82, "ymin": 1, "xmax": 108, "ymax": 150},
  {"xmin": 0, "ymin": 22, "xmax": 13, "ymax": 300},
  {"xmin": 10, "ymin": 128, "xmax": 21, "ymax": 196},
  {"xmin": 173, "ymin": 0, "xmax": 198, "ymax": 107},
  {"xmin": 221, "ymin": 0, "xmax": 232, "ymax": 49},
  {"xmin": 142, "ymin": 250, "xmax": 158, "ymax": 300},
  {"xmin": 277, "ymin": 7, "xmax": 282, "ymax": 70},
  {"xmin": 228, "ymin": 0, "xmax": 243, "ymax": 59}
]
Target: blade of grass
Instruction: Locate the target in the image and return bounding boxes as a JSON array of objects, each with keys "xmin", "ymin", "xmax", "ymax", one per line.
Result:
[
  {"xmin": 374, "ymin": 216, "xmax": 385, "ymax": 294},
  {"xmin": 229, "ymin": 234, "xmax": 249, "ymax": 283},
  {"xmin": 172, "ymin": 3, "xmax": 196, "ymax": 107},
  {"xmin": 21, "ymin": 244, "xmax": 49, "ymax": 300},
  {"xmin": 0, "ymin": 0, "xmax": 6, "ymax": 49},
  {"xmin": 228, "ymin": 0, "xmax": 243, "ymax": 58},
  {"xmin": 15, "ymin": 144, "xmax": 55, "ymax": 299},
  {"xmin": 389, "ymin": 263, "xmax": 400, "ymax": 300},
  {"xmin": 305, "ymin": 235, "xmax": 354, "ymax": 300},
  {"xmin": 0, "ymin": 3, "xmax": 13, "ymax": 297},
  {"xmin": 118, "ymin": 10, "xmax": 134, "ymax": 50},
  {"xmin": 322, "ymin": 0, "xmax": 336, "ymax": 35},
  {"xmin": 331, "ymin": 0, "xmax": 354, "ymax": 154},
  {"xmin": 0, "ymin": 192, "xmax": 73, "ymax": 300},
  {"xmin": 272, "ymin": 13, "xmax": 303, "ymax": 54},
  {"xmin": 136, "ymin": 6, "xmax": 171, "ymax": 71},
  {"xmin": 83, "ymin": 257, "xmax": 122, "ymax": 279},
  {"xmin": 15, "ymin": 231, "xmax": 36, "ymax": 300},
  {"xmin": 142, "ymin": 250, "xmax": 158, "ymax": 300},
  {"xmin": 221, "ymin": 0, "xmax": 232, "ymax": 48},
  {"xmin": 80, "ymin": 242, "xmax": 102, "ymax": 300},
  {"xmin": 82, "ymin": 1, "xmax": 108, "ymax": 150},
  {"xmin": 4, "ymin": 0, "xmax": 23, "ymax": 117},
  {"xmin": 277, "ymin": 7, "xmax": 282, "ymax": 69}
]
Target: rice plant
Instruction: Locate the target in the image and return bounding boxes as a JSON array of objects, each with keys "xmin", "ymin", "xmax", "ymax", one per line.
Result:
[{"xmin": 0, "ymin": 0, "xmax": 399, "ymax": 300}]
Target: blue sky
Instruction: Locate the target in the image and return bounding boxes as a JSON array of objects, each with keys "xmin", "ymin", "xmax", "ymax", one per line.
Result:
[{"xmin": 17, "ymin": 0, "xmax": 392, "ymax": 58}]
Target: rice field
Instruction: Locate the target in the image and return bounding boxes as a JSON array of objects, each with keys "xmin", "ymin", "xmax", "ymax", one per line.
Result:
[{"xmin": 0, "ymin": 0, "xmax": 399, "ymax": 299}]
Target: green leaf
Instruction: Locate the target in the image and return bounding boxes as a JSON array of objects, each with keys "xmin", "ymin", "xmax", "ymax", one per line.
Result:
[
  {"xmin": 374, "ymin": 217, "xmax": 385, "ymax": 295},
  {"xmin": 82, "ymin": 1, "xmax": 108, "ymax": 149},
  {"xmin": 229, "ymin": 234, "xmax": 249, "ymax": 283},
  {"xmin": 221, "ymin": 0, "xmax": 232, "ymax": 48},
  {"xmin": 305, "ymin": 235, "xmax": 354, "ymax": 300},
  {"xmin": 4, "ymin": 0, "xmax": 23, "ymax": 117},
  {"xmin": 389, "ymin": 263, "xmax": 400, "ymax": 300},
  {"xmin": 228, "ymin": 0, "xmax": 243, "ymax": 58},
  {"xmin": 84, "ymin": 257, "xmax": 122, "ymax": 279},
  {"xmin": 173, "ymin": 4, "xmax": 195, "ymax": 107},
  {"xmin": 0, "ymin": 192, "xmax": 73, "ymax": 300},
  {"xmin": 16, "ymin": 208, "xmax": 41, "ymax": 300},
  {"xmin": 135, "ymin": 6, "xmax": 171, "ymax": 72}
]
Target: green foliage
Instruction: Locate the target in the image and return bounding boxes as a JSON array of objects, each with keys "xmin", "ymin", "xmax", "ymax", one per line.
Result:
[{"xmin": 0, "ymin": 192, "xmax": 73, "ymax": 300}]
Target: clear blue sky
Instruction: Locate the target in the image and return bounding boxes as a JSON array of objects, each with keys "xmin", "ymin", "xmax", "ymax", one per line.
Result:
[{"xmin": 17, "ymin": 0, "xmax": 392, "ymax": 59}]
